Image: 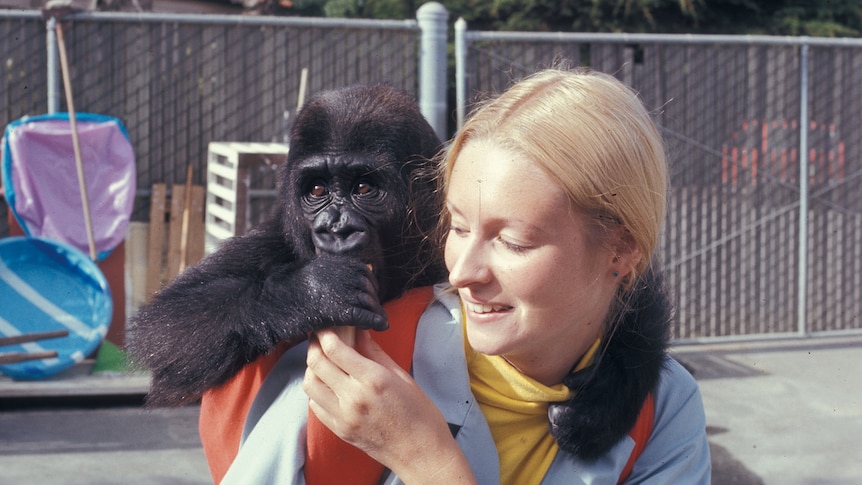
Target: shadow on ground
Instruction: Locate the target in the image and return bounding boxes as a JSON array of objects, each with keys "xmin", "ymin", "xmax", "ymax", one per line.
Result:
[{"xmin": 708, "ymin": 425, "xmax": 764, "ymax": 484}]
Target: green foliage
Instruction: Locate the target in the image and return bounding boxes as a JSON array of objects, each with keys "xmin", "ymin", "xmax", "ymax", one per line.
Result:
[
  {"xmin": 266, "ymin": 0, "xmax": 862, "ymax": 37},
  {"xmin": 448, "ymin": 0, "xmax": 862, "ymax": 37},
  {"xmin": 322, "ymin": 0, "xmax": 422, "ymax": 19},
  {"xmin": 768, "ymin": 1, "xmax": 862, "ymax": 36},
  {"xmin": 441, "ymin": 0, "xmax": 706, "ymax": 32}
]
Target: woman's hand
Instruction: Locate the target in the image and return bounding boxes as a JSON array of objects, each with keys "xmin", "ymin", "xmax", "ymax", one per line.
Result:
[{"xmin": 304, "ymin": 328, "xmax": 477, "ymax": 485}]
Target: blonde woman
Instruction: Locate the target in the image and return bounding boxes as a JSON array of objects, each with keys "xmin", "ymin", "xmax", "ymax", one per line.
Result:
[{"xmin": 225, "ymin": 68, "xmax": 711, "ymax": 484}]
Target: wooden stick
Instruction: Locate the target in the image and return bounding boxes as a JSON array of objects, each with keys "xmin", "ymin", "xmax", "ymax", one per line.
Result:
[
  {"xmin": 178, "ymin": 164, "xmax": 194, "ymax": 273},
  {"xmin": 0, "ymin": 351, "xmax": 59, "ymax": 365},
  {"xmin": 56, "ymin": 21, "xmax": 97, "ymax": 262},
  {"xmin": 296, "ymin": 67, "xmax": 308, "ymax": 112},
  {"xmin": 0, "ymin": 330, "xmax": 69, "ymax": 347}
]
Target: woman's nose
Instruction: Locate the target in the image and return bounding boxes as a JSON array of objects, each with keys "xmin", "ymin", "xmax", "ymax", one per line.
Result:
[{"xmin": 446, "ymin": 238, "xmax": 492, "ymax": 288}]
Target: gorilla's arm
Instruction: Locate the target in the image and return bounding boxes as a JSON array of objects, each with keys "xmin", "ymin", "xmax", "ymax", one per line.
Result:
[{"xmin": 129, "ymin": 220, "xmax": 386, "ymax": 406}]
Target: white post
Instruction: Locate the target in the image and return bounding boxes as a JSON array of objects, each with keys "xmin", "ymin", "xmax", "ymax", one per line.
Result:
[
  {"xmin": 46, "ymin": 16, "xmax": 61, "ymax": 114},
  {"xmin": 454, "ymin": 17, "xmax": 466, "ymax": 130},
  {"xmin": 416, "ymin": 2, "xmax": 449, "ymax": 139}
]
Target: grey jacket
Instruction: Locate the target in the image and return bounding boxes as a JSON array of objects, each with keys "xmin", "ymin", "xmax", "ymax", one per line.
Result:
[{"xmin": 222, "ymin": 282, "xmax": 711, "ymax": 484}]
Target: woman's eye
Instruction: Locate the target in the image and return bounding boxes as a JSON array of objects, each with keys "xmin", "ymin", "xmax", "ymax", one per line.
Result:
[
  {"xmin": 449, "ymin": 225, "xmax": 467, "ymax": 236},
  {"xmin": 499, "ymin": 238, "xmax": 528, "ymax": 253}
]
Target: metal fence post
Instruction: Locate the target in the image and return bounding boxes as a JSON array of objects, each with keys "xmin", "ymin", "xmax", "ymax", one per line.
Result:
[
  {"xmin": 46, "ymin": 16, "xmax": 60, "ymax": 114},
  {"xmin": 454, "ymin": 17, "xmax": 467, "ymax": 130},
  {"xmin": 416, "ymin": 1, "xmax": 449, "ymax": 139},
  {"xmin": 797, "ymin": 42, "xmax": 810, "ymax": 336}
]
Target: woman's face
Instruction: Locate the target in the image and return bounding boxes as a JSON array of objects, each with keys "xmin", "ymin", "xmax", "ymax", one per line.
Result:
[{"xmin": 444, "ymin": 139, "xmax": 622, "ymax": 385}]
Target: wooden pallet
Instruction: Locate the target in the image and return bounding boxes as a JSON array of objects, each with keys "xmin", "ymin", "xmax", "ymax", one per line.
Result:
[{"xmin": 205, "ymin": 142, "xmax": 288, "ymax": 252}]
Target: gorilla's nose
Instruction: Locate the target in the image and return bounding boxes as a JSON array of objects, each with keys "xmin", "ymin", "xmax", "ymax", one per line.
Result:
[{"xmin": 312, "ymin": 207, "xmax": 369, "ymax": 254}]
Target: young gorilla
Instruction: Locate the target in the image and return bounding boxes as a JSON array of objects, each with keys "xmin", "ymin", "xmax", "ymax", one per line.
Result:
[{"xmin": 129, "ymin": 84, "xmax": 446, "ymax": 406}]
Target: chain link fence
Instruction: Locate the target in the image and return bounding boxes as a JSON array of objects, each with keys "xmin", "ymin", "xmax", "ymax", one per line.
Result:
[
  {"xmin": 4, "ymin": 9, "xmax": 861, "ymax": 340},
  {"xmin": 456, "ymin": 30, "xmax": 862, "ymax": 340},
  {"xmin": 1, "ymin": 12, "xmax": 45, "ymax": 235},
  {"xmin": 1, "ymin": 11, "xmax": 421, "ymax": 232}
]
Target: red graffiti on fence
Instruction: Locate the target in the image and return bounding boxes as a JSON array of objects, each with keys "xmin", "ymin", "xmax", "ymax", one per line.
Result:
[{"xmin": 722, "ymin": 119, "xmax": 845, "ymax": 187}]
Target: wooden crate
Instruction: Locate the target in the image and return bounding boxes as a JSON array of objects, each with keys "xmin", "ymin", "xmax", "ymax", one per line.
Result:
[{"xmin": 205, "ymin": 142, "xmax": 289, "ymax": 253}]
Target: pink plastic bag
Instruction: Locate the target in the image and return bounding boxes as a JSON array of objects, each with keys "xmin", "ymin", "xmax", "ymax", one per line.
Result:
[{"xmin": 2, "ymin": 113, "xmax": 136, "ymax": 261}]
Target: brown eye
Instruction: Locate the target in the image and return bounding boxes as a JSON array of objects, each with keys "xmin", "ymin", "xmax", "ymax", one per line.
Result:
[
  {"xmin": 310, "ymin": 182, "xmax": 327, "ymax": 197},
  {"xmin": 355, "ymin": 181, "xmax": 373, "ymax": 195}
]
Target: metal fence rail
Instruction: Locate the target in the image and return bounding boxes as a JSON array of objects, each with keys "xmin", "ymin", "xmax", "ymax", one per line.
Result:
[{"xmin": 455, "ymin": 24, "xmax": 862, "ymax": 340}]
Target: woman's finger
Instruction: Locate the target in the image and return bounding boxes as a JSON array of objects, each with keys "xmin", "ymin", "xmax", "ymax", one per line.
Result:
[
  {"xmin": 306, "ymin": 331, "xmax": 352, "ymax": 385},
  {"xmin": 304, "ymin": 333, "xmax": 351, "ymax": 416},
  {"xmin": 302, "ymin": 352, "xmax": 336, "ymax": 405},
  {"xmin": 303, "ymin": 366, "xmax": 336, "ymax": 423}
]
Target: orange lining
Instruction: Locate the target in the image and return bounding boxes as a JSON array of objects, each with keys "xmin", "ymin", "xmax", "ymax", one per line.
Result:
[
  {"xmin": 198, "ymin": 286, "xmax": 435, "ymax": 484},
  {"xmin": 618, "ymin": 393, "xmax": 656, "ymax": 484},
  {"xmin": 199, "ymin": 341, "xmax": 291, "ymax": 483}
]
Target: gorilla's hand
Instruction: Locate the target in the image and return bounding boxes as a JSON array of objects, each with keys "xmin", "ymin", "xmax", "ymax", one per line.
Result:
[{"xmin": 269, "ymin": 253, "xmax": 389, "ymax": 334}]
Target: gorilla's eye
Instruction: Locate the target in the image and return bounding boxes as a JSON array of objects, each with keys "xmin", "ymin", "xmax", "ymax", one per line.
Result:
[
  {"xmin": 354, "ymin": 180, "xmax": 376, "ymax": 196},
  {"xmin": 309, "ymin": 180, "xmax": 328, "ymax": 197}
]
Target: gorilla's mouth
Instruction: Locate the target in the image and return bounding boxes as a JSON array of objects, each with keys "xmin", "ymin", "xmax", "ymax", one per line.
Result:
[{"xmin": 312, "ymin": 231, "xmax": 368, "ymax": 255}]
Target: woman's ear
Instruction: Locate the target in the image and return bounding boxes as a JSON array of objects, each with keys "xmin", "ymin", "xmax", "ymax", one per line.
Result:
[{"xmin": 609, "ymin": 227, "xmax": 642, "ymax": 282}]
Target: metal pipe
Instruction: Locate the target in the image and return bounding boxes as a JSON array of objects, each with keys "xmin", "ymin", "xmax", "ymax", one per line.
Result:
[
  {"xmin": 454, "ymin": 17, "xmax": 466, "ymax": 130},
  {"xmin": 416, "ymin": 2, "xmax": 449, "ymax": 140},
  {"xmin": 797, "ymin": 43, "xmax": 810, "ymax": 336},
  {"xmin": 46, "ymin": 16, "xmax": 60, "ymax": 113},
  {"xmin": 463, "ymin": 30, "xmax": 862, "ymax": 48},
  {"xmin": 36, "ymin": 10, "xmax": 418, "ymax": 30}
]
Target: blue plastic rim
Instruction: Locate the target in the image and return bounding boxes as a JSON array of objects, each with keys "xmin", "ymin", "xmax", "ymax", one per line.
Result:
[{"xmin": 0, "ymin": 237, "xmax": 112, "ymax": 379}]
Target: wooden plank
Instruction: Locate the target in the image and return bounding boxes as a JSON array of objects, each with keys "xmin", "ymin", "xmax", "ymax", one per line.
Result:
[
  {"xmin": 165, "ymin": 184, "xmax": 186, "ymax": 284},
  {"xmin": 126, "ymin": 222, "xmax": 150, "ymax": 311},
  {"xmin": 145, "ymin": 183, "xmax": 167, "ymax": 298},
  {"xmin": 186, "ymin": 185, "xmax": 206, "ymax": 268}
]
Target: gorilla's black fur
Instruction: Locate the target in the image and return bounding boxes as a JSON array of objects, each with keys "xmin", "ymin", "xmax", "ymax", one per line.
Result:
[{"xmin": 129, "ymin": 85, "xmax": 445, "ymax": 406}]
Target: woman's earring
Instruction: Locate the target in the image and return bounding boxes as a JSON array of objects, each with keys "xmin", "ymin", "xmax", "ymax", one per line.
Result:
[{"xmin": 613, "ymin": 271, "xmax": 619, "ymax": 278}]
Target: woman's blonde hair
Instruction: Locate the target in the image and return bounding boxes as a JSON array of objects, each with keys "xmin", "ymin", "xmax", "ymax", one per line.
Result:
[{"xmin": 441, "ymin": 68, "xmax": 667, "ymax": 284}]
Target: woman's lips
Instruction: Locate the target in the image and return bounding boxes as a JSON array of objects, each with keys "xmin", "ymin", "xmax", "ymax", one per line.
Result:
[{"xmin": 463, "ymin": 300, "xmax": 513, "ymax": 314}]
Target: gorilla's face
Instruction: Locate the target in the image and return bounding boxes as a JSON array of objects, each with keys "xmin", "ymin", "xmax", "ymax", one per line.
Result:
[
  {"xmin": 292, "ymin": 150, "xmax": 408, "ymax": 278},
  {"xmin": 277, "ymin": 84, "xmax": 444, "ymax": 302}
]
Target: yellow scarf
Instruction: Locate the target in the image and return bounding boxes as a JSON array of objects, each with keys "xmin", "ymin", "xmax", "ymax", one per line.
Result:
[{"xmin": 465, "ymin": 319, "xmax": 601, "ymax": 485}]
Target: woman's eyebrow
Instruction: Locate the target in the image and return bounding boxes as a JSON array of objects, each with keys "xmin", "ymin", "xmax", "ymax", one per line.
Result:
[{"xmin": 447, "ymin": 201, "xmax": 549, "ymax": 238}]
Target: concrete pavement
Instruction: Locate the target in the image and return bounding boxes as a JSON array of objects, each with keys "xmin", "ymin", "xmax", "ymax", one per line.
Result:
[
  {"xmin": 0, "ymin": 364, "xmax": 211, "ymax": 484},
  {"xmin": 674, "ymin": 333, "xmax": 862, "ymax": 484},
  {"xmin": 0, "ymin": 405, "xmax": 210, "ymax": 485},
  {"xmin": 1, "ymin": 334, "xmax": 861, "ymax": 484}
]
